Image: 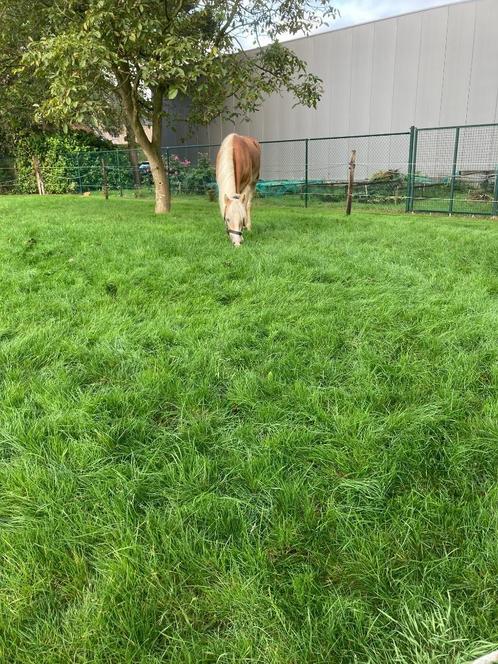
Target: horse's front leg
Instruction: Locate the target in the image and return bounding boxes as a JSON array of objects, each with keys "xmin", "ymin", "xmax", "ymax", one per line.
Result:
[{"xmin": 244, "ymin": 186, "xmax": 254, "ymax": 231}]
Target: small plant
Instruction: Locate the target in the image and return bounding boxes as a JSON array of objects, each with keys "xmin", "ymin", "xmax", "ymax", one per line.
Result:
[
  {"xmin": 366, "ymin": 169, "xmax": 405, "ymax": 203},
  {"xmin": 168, "ymin": 152, "xmax": 215, "ymax": 195},
  {"xmin": 167, "ymin": 154, "xmax": 191, "ymax": 192},
  {"xmin": 468, "ymin": 190, "xmax": 491, "ymax": 201},
  {"xmin": 369, "ymin": 169, "xmax": 403, "ymax": 183}
]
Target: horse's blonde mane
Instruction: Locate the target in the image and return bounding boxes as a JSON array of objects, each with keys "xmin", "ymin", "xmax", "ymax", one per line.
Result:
[{"xmin": 217, "ymin": 133, "xmax": 237, "ymax": 213}]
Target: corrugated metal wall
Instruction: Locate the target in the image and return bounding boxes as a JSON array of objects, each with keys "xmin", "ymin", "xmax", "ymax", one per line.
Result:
[{"xmin": 169, "ymin": 0, "xmax": 498, "ymax": 149}]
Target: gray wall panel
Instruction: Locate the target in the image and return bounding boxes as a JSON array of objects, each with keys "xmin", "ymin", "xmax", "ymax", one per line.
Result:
[
  {"xmin": 327, "ymin": 27, "xmax": 353, "ymax": 136},
  {"xmin": 466, "ymin": 0, "xmax": 498, "ymax": 124},
  {"xmin": 439, "ymin": 1, "xmax": 476, "ymax": 126},
  {"xmin": 369, "ymin": 18, "xmax": 397, "ymax": 133},
  {"xmin": 261, "ymin": 92, "xmax": 281, "ymax": 141},
  {"xmin": 282, "ymin": 39, "xmax": 315, "ymax": 139},
  {"xmin": 414, "ymin": 7, "xmax": 448, "ymax": 128},
  {"xmin": 306, "ymin": 32, "xmax": 333, "ymax": 139},
  {"xmin": 390, "ymin": 13, "xmax": 422, "ymax": 131},
  {"xmin": 349, "ymin": 24, "xmax": 374, "ymax": 134}
]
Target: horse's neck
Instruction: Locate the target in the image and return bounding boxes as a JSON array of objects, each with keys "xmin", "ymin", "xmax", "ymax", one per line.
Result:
[{"xmin": 218, "ymin": 137, "xmax": 236, "ymax": 211}]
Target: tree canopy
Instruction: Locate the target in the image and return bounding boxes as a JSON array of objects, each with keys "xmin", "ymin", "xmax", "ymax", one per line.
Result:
[
  {"xmin": 5, "ymin": 0, "xmax": 338, "ymax": 212},
  {"xmin": 0, "ymin": 0, "xmax": 45, "ymax": 152}
]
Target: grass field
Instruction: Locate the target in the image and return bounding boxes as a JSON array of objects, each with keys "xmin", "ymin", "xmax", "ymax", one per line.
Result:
[{"xmin": 0, "ymin": 195, "xmax": 496, "ymax": 663}]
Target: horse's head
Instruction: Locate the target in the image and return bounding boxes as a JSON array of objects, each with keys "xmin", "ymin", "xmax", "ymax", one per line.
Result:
[{"xmin": 223, "ymin": 193, "xmax": 246, "ymax": 246}]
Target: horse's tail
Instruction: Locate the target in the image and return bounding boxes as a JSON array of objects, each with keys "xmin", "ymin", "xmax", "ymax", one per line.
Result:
[{"xmin": 216, "ymin": 134, "xmax": 236, "ymax": 214}]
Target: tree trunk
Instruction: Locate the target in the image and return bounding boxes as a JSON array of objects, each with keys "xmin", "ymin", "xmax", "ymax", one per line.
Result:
[
  {"xmin": 32, "ymin": 156, "xmax": 45, "ymax": 195},
  {"xmin": 116, "ymin": 75, "xmax": 169, "ymax": 213},
  {"xmin": 145, "ymin": 145, "xmax": 170, "ymax": 213}
]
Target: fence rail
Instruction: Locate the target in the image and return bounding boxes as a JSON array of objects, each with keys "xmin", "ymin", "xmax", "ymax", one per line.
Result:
[{"xmin": 1, "ymin": 122, "xmax": 498, "ymax": 216}]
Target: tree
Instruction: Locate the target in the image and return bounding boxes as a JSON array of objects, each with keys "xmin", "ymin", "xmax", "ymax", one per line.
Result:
[
  {"xmin": 0, "ymin": 0, "xmax": 45, "ymax": 153},
  {"xmin": 20, "ymin": 0, "xmax": 337, "ymax": 213},
  {"xmin": 0, "ymin": 0, "xmax": 123, "ymax": 155}
]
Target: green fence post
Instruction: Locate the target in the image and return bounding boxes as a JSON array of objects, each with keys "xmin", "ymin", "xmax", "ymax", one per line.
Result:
[
  {"xmin": 410, "ymin": 128, "xmax": 418, "ymax": 212},
  {"xmin": 406, "ymin": 126, "xmax": 415, "ymax": 213},
  {"xmin": 448, "ymin": 126, "xmax": 460, "ymax": 215},
  {"xmin": 492, "ymin": 166, "xmax": 498, "ymax": 217},
  {"xmin": 304, "ymin": 138, "xmax": 309, "ymax": 208}
]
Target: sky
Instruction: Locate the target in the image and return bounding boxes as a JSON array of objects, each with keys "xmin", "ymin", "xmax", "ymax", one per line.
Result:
[
  {"xmin": 250, "ymin": 0, "xmax": 470, "ymax": 46},
  {"xmin": 330, "ymin": 0, "xmax": 469, "ymax": 30}
]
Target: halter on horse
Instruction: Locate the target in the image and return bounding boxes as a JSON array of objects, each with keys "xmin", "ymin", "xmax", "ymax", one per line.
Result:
[{"xmin": 223, "ymin": 194, "xmax": 245, "ymax": 241}]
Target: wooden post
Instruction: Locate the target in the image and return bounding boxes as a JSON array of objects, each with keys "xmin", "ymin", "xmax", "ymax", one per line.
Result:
[
  {"xmin": 346, "ymin": 149, "xmax": 356, "ymax": 215},
  {"xmin": 101, "ymin": 158, "xmax": 109, "ymax": 200},
  {"xmin": 32, "ymin": 157, "xmax": 45, "ymax": 195}
]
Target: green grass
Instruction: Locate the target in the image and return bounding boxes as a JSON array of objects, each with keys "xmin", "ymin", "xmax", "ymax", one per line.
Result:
[{"xmin": 0, "ymin": 195, "xmax": 496, "ymax": 663}]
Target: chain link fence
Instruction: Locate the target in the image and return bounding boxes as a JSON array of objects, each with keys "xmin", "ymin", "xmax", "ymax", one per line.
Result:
[{"xmin": 1, "ymin": 123, "xmax": 497, "ymax": 216}]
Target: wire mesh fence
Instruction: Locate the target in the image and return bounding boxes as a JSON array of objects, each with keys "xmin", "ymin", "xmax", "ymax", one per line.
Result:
[
  {"xmin": 1, "ymin": 122, "xmax": 497, "ymax": 216},
  {"xmin": 307, "ymin": 133, "xmax": 411, "ymax": 212},
  {"xmin": 0, "ymin": 154, "xmax": 16, "ymax": 194},
  {"xmin": 410, "ymin": 124, "xmax": 498, "ymax": 216}
]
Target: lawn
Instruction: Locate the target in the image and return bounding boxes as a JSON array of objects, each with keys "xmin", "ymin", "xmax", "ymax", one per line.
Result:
[{"xmin": 0, "ymin": 195, "xmax": 496, "ymax": 663}]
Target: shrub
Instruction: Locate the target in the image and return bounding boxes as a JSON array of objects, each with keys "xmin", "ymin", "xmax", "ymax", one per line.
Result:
[
  {"xmin": 14, "ymin": 130, "xmax": 114, "ymax": 194},
  {"xmin": 369, "ymin": 169, "xmax": 403, "ymax": 183},
  {"xmin": 468, "ymin": 190, "xmax": 491, "ymax": 201}
]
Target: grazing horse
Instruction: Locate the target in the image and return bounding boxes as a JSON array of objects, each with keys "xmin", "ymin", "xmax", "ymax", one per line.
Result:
[{"xmin": 216, "ymin": 133, "xmax": 261, "ymax": 246}]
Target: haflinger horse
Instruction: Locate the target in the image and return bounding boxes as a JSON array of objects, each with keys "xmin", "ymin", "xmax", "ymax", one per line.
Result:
[{"xmin": 216, "ymin": 133, "xmax": 261, "ymax": 246}]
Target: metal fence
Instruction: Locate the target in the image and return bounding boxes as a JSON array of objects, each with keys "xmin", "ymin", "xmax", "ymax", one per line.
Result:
[
  {"xmin": 408, "ymin": 124, "xmax": 498, "ymax": 216},
  {"xmin": 2, "ymin": 122, "xmax": 498, "ymax": 216},
  {"xmin": 163, "ymin": 134, "xmax": 412, "ymax": 213},
  {"xmin": 0, "ymin": 154, "xmax": 16, "ymax": 194}
]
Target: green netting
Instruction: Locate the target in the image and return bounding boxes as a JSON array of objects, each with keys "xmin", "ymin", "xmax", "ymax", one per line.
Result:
[{"xmin": 256, "ymin": 179, "xmax": 324, "ymax": 196}]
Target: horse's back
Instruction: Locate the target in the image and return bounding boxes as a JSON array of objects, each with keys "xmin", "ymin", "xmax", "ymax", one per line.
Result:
[{"xmin": 232, "ymin": 134, "xmax": 260, "ymax": 191}]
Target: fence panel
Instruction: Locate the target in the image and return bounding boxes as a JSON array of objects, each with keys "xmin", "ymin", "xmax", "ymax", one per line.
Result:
[
  {"xmin": 412, "ymin": 124, "xmax": 498, "ymax": 216},
  {"xmin": 0, "ymin": 155, "xmax": 16, "ymax": 194},
  {"xmin": 257, "ymin": 140, "xmax": 307, "ymax": 203},
  {"xmin": 411, "ymin": 127, "xmax": 456, "ymax": 214},
  {"xmin": 452, "ymin": 124, "xmax": 498, "ymax": 216},
  {"xmin": 308, "ymin": 133, "xmax": 411, "ymax": 212},
  {"xmin": 161, "ymin": 139, "xmax": 309, "ymax": 204}
]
